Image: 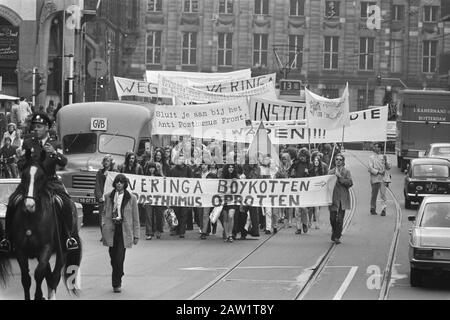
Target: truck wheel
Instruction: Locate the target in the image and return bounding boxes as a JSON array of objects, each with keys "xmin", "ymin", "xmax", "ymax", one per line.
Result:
[
  {"xmin": 397, "ymin": 156, "xmax": 402, "ymax": 169},
  {"xmin": 400, "ymin": 158, "xmax": 408, "ymax": 172},
  {"xmin": 410, "ymin": 267, "xmax": 422, "ymax": 287},
  {"xmin": 82, "ymin": 205, "xmax": 95, "ymax": 225}
]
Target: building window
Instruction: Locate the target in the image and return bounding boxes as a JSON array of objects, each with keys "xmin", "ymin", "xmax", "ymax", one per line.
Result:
[
  {"xmin": 357, "ymin": 89, "xmax": 374, "ymax": 110},
  {"xmin": 392, "ymin": 4, "xmax": 404, "ymax": 21},
  {"xmin": 182, "ymin": 32, "xmax": 197, "ymax": 65},
  {"xmin": 321, "ymin": 88, "xmax": 339, "ymax": 99},
  {"xmin": 219, "ymin": 0, "xmax": 233, "ymax": 14},
  {"xmin": 325, "ymin": 1, "xmax": 339, "ymax": 18},
  {"xmin": 359, "ymin": 37, "xmax": 374, "ymax": 70},
  {"xmin": 288, "ymin": 35, "xmax": 303, "ymax": 69},
  {"xmin": 423, "ymin": 6, "xmax": 439, "ymax": 22},
  {"xmin": 184, "ymin": 0, "xmax": 198, "ymax": 13},
  {"xmin": 218, "ymin": 33, "xmax": 233, "ymax": 66},
  {"xmin": 255, "ymin": 0, "xmax": 269, "ymax": 14},
  {"xmin": 253, "ymin": 34, "xmax": 268, "ymax": 67},
  {"xmin": 390, "ymin": 40, "xmax": 402, "ymax": 73},
  {"xmin": 324, "ymin": 36, "xmax": 339, "ymax": 70},
  {"xmin": 290, "ymin": 0, "xmax": 304, "ymax": 16},
  {"xmin": 361, "ymin": 1, "xmax": 376, "ymax": 18},
  {"xmin": 423, "ymin": 40, "xmax": 437, "ymax": 73},
  {"xmin": 148, "ymin": 0, "xmax": 162, "ymax": 12},
  {"xmin": 146, "ymin": 31, "xmax": 162, "ymax": 65}
]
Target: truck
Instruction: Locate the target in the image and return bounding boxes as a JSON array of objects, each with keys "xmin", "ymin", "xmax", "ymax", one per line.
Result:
[
  {"xmin": 56, "ymin": 101, "xmax": 166, "ymax": 224},
  {"xmin": 396, "ymin": 90, "xmax": 450, "ymax": 171}
]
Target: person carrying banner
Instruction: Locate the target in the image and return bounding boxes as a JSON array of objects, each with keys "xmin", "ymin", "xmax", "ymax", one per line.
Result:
[
  {"xmin": 275, "ymin": 152, "xmax": 294, "ymax": 228},
  {"xmin": 290, "ymin": 147, "xmax": 310, "ymax": 234},
  {"xmin": 199, "ymin": 162, "xmax": 218, "ymax": 240},
  {"xmin": 221, "ymin": 164, "xmax": 240, "ymax": 243},
  {"xmin": 309, "ymin": 154, "xmax": 328, "ymax": 229},
  {"xmin": 143, "ymin": 162, "xmax": 164, "ymax": 240}
]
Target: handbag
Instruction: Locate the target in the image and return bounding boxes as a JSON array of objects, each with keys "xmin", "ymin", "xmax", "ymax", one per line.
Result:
[
  {"xmin": 209, "ymin": 205, "xmax": 223, "ymax": 224},
  {"xmin": 163, "ymin": 207, "xmax": 178, "ymax": 228}
]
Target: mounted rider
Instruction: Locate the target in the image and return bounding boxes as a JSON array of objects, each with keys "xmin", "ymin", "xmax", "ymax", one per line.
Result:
[{"xmin": 0, "ymin": 112, "xmax": 79, "ymax": 253}]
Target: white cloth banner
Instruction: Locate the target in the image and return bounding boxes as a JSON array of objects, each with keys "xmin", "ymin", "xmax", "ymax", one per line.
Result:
[
  {"xmin": 146, "ymin": 69, "xmax": 251, "ymax": 84},
  {"xmin": 158, "ymin": 76, "xmax": 277, "ymax": 103},
  {"xmin": 190, "ymin": 73, "xmax": 276, "ymax": 93},
  {"xmin": 250, "ymin": 96, "xmax": 306, "ymax": 121},
  {"xmin": 113, "ymin": 76, "xmax": 160, "ymax": 99},
  {"xmin": 192, "ymin": 106, "xmax": 388, "ymax": 144},
  {"xmin": 305, "ymin": 83, "xmax": 350, "ymax": 129},
  {"xmin": 104, "ymin": 172, "xmax": 337, "ymax": 208},
  {"xmin": 152, "ymin": 98, "xmax": 249, "ymax": 136}
]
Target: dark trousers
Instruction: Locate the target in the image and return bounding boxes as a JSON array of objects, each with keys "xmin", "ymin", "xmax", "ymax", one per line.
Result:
[
  {"xmin": 370, "ymin": 182, "xmax": 381, "ymax": 211},
  {"xmin": 186, "ymin": 209, "xmax": 193, "ymax": 230},
  {"xmin": 330, "ymin": 204, "xmax": 345, "ymax": 240},
  {"xmin": 235, "ymin": 209, "xmax": 248, "ymax": 237},
  {"xmin": 173, "ymin": 207, "xmax": 189, "ymax": 235},
  {"xmin": 145, "ymin": 205, "xmax": 163, "ymax": 235},
  {"xmin": 248, "ymin": 207, "xmax": 260, "ymax": 236},
  {"xmin": 108, "ymin": 223, "xmax": 126, "ymax": 288}
]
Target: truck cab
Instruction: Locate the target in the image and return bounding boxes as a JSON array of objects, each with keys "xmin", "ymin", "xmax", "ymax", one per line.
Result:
[
  {"xmin": 56, "ymin": 101, "xmax": 160, "ymax": 223},
  {"xmin": 396, "ymin": 90, "xmax": 450, "ymax": 171}
]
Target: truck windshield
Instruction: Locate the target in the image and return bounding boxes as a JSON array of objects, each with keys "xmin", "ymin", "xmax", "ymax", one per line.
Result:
[
  {"xmin": 63, "ymin": 133, "xmax": 97, "ymax": 154},
  {"xmin": 99, "ymin": 134, "xmax": 134, "ymax": 155}
]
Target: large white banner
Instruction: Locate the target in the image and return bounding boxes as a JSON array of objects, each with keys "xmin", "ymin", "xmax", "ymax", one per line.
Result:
[
  {"xmin": 146, "ymin": 69, "xmax": 251, "ymax": 84},
  {"xmin": 193, "ymin": 106, "xmax": 388, "ymax": 144},
  {"xmin": 305, "ymin": 83, "xmax": 350, "ymax": 129},
  {"xmin": 190, "ymin": 73, "xmax": 276, "ymax": 93},
  {"xmin": 114, "ymin": 76, "xmax": 159, "ymax": 99},
  {"xmin": 250, "ymin": 96, "xmax": 306, "ymax": 121},
  {"xmin": 105, "ymin": 172, "xmax": 337, "ymax": 208},
  {"xmin": 158, "ymin": 76, "xmax": 277, "ymax": 103},
  {"xmin": 152, "ymin": 98, "xmax": 249, "ymax": 136}
]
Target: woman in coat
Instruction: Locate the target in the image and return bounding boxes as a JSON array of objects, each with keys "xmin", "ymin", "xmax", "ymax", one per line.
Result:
[
  {"xmin": 328, "ymin": 153, "xmax": 353, "ymax": 244},
  {"xmin": 102, "ymin": 173, "xmax": 140, "ymax": 293}
]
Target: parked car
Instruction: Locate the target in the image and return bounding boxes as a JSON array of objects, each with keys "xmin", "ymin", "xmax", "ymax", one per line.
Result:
[
  {"xmin": 0, "ymin": 178, "xmax": 83, "ymax": 231},
  {"xmin": 404, "ymin": 158, "xmax": 450, "ymax": 209},
  {"xmin": 408, "ymin": 195, "xmax": 450, "ymax": 287},
  {"xmin": 425, "ymin": 143, "xmax": 450, "ymax": 161}
]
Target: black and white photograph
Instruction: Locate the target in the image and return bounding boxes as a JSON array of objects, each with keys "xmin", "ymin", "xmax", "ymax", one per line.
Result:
[{"xmin": 0, "ymin": 0, "xmax": 450, "ymax": 307}]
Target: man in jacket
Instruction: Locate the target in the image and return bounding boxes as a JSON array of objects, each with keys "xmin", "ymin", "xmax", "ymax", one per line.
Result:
[
  {"xmin": 368, "ymin": 143, "xmax": 390, "ymax": 216},
  {"xmin": 328, "ymin": 154, "xmax": 353, "ymax": 244},
  {"xmin": 290, "ymin": 147, "xmax": 310, "ymax": 234}
]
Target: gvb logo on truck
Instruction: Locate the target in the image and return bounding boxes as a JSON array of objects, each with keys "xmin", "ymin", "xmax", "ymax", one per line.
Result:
[{"xmin": 91, "ymin": 118, "xmax": 108, "ymax": 131}]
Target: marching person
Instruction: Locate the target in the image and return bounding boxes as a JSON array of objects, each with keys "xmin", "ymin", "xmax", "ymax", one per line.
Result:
[
  {"xmin": 199, "ymin": 162, "xmax": 218, "ymax": 240},
  {"xmin": 221, "ymin": 163, "xmax": 239, "ymax": 242},
  {"xmin": 143, "ymin": 162, "xmax": 163, "ymax": 240},
  {"xmin": 0, "ymin": 137, "xmax": 18, "ymax": 178},
  {"xmin": 368, "ymin": 142, "xmax": 390, "ymax": 216},
  {"xmin": 0, "ymin": 112, "xmax": 79, "ymax": 253},
  {"xmin": 102, "ymin": 173, "xmax": 140, "ymax": 293},
  {"xmin": 328, "ymin": 154, "xmax": 353, "ymax": 244},
  {"xmin": 290, "ymin": 147, "xmax": 310, "ymax": 235}
]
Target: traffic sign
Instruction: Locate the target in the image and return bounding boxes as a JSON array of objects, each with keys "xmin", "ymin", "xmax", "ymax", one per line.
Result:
[
  {"xmin": 87, "ymin": 58, "xmax": 107, "ymax": 78},
  {"xmin": 280, "ymin": 79, "xmax": 302, "ymax": 96}
]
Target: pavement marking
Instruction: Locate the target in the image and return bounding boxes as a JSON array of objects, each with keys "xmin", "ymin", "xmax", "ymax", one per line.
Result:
[
  {"xmin": 223, "ymin": 278, "xmax": 303, "ymax": 284},
  {"xmin": 332, "ymin": 266, "xmax": 358, "ymax": 300}
]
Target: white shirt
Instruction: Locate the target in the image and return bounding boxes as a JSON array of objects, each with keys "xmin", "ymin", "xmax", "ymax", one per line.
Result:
[{"xmin": 113, "ymin": 191, "xmax": 124, "ymax": 219}]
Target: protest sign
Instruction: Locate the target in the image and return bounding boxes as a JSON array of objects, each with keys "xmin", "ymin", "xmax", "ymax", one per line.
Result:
[
  {"xmin": 250, "ymin": 96, "xmax": 306, "ymax": 121},
  {"xmin": 158, "ymin": 76, "xmax": 277, "ymax": 103},
  {"xmin": 152, "ymin": 98, "xmax": 249, "ymax": 136},
  {"xmin": 305, "ymin": 83, "xmax": 350, "ymax": 129},
  {"xmin": 104, "ymin": 172, "xmax": 337, "ymax": 208},
  {"xmin": 190, "ymin": 73, "xmax": 276, "ymax": 93},
  {"xmin": 146, "ymin": 69, "xmax": 251, "ymax": 84},
  {"xmin": 114, "ymin": 76, "xmax": 159, "ymax": 99}
]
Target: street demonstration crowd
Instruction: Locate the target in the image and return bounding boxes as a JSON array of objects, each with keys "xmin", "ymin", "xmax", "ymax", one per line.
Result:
[{"xmin": 95, "ymin": 141, "xmax": 352, "ymax": 245}]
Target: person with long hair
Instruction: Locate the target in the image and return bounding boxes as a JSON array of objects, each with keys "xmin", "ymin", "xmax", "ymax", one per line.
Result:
[
  {"xmin": 119, "ymin": 152, "xmax": 143, "ymax": 175},
  {"xmin": 221, "ymin": 163, "xmax": 239, "ymax": 242},
  {"xmin": 275, "ymin": 152, "xmax": 294, "ymax": 228},
  {"xmin": 102, "ymin": 174, "xmax": 140, "ymax": 292},
  {"xmin": 309, "ymin": 154, "xmax": 327, "ymax": 229},
  {"xmin": 143, "ymin": 162, "xmax": 164, "ymax": 240}
]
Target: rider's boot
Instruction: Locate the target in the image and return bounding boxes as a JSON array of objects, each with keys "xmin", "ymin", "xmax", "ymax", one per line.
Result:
[
  {"xmin": 62, "ymin": 201, "xmax": 79, "ymax": 251},
  {"xmin": 0, "ymin": 239, "xmax": 11, "ymax": 253}
]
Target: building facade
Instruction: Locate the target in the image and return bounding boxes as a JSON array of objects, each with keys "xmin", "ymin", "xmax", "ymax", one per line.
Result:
[{"xmin": 110, "ymin": 0, "xmax": 450, "ymax": 113}]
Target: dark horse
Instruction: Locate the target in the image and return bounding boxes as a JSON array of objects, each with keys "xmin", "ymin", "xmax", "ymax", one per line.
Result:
[{"xmin": 0, "ymin": 164, "xmax": 82, "ymax": 299}]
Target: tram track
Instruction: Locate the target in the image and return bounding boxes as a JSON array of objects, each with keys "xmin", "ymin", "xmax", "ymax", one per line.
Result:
[
  {"xmin": 190, "ymin": 150, "xmax": 402, "ymax": 300},
  {"xmin": 344, "ymin": 150, "xmax": 403, "ymax": 300}
]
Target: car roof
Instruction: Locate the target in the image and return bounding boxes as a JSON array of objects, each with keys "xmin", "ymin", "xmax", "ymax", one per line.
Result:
[
  {"xmin": 411, "ymin": 157, "xmax": 450, "ymax": 165},
  {"xmin": 429, "ymin": 143, "xmax": 450, "ymax": 148},
  {"xmin": 421, "ymin": 195, "xmax": 450, "ymax": 204}
]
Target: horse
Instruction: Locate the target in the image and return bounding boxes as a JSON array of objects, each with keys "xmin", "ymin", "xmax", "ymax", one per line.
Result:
[{"xmin": 0, "ymin": 164, "xmax": 82, "ymax": 300}]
